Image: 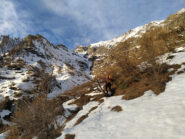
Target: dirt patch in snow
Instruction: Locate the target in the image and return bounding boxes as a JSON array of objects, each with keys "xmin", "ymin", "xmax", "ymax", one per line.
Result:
[
  {"xmin": 74, "ymin": 106, "xmax": 98, "ymax": 126},
  {"xmin": 111, "ymin": 105, "xmax": 123, "ymax": 112},
  {"xmin": 65, "ymin": 134, "xmax": 75, "ymax": 139}
]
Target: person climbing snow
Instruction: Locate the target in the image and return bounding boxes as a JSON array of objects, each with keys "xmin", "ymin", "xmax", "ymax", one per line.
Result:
[{"xmin": 104, "ymin": 75, "xmax": 113, "ymax": 96}]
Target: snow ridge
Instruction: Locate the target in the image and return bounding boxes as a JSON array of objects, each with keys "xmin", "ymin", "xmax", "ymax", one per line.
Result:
[
  {"xmin": 88, "ymin": 20, "xmax": 164, "ymax": 49},
  {"xmin": 177, "ymin": 8, "xmax": 185, "ymax": 14}
]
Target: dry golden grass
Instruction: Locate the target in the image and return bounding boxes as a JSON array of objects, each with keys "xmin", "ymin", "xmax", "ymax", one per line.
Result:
[
  {"xmin": 92, "ymin": 20, "xmax": 185, "ymax": 100},
  {"xmin": 91, "ymin": 10, "xmax": 185, "ymax": 77}
]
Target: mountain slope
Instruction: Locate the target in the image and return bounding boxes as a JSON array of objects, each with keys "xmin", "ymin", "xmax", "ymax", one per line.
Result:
[
  {"xmin": 75, "ymin": 9, "xmax": 185, "ymax": 75},
  {"xmin": 0, "ymin": 8, "xmax": 185, "ymax": 139},
  {"xmin": 0, "ymin": 35, "xmax": 92, "ymax": 129},
  {"xmin": 57, "ymin": 8, "xmax": 185, "ymax": 139},
  {"xmin": 0, "ymin": 35, "xmax": 91, "ymax": 100},
  {"xmin": 58, "ymin": 46, "xmax": 185, "ymax": 139}
]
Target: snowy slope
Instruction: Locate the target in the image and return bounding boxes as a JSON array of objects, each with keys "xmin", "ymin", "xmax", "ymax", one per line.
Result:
[
  {"xmin": 58, "ymin": 47, "xmax": 185, "ymax": 139},
  {"xmin": 0, "ymin": 35, "xmax": 91, "ymax": 101},
  {"xmin": 0, "ymin": 35, "xmax": 93, "ymax": 131}
]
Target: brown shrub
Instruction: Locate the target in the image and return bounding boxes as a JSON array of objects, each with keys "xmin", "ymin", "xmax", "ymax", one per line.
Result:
[
  {"xmin": 30, "ymin": 67, "xmax": 57, "ymax": 94},
  {"xmin": 65, "ymin": 63, "xmax": 75, "ymax": 71},
  {"xmin": 57, "ymin": 67, "xmax": 63, "ymax": 74},
  {"xmin": 0, "ymin": 124, "xmax": 9, "ymax": 134},
  {"xmin": 65, "ymin": 81, "xmax": 104, "ymax": 108},
  {"xmin": 7, "ymin": 60, "xmax": 25, "ymax": 70},
  {"xmin": 111, "ymin": 106, "xmax": 122, "ymax": 112},
  {"xmin": 64, "ymin": 81, "xmax": 94, "ymax": 98},
  {"xmin": 14, "ymin": 92, "xmax": 22, "ymax": 98},
  {"xmin": 74, "ymin": 114, "xmax": 88, "ymax": 126},
  {"xmin": 37, "ymin": 60, "xmax": 46, "ymax": 70},
  {"xmin": 177, "ymin": 70, "xmax": 185, "ymax": 74},
  {"xmin": 22, "ymin": 76, "xmax": 30, "ymax": 82},
  {"xmin": 65, "ymin": 134, "xmax": 75, "ymax": 139},
  {"xmin": 9, "ymin": 87, "xmax": 18, "ymax": 90},
  {"xmin": 100, "ymin": 25, "xmax": 179, "ymax": 99},
  {"xmin": 6, "ymin": 94, "xmax": 64, "ymax": 139},
  {"xmin": 74, "ymin": 106, "xmax": 98, "ymax": 126},
  {"xmin": 89, "ymin": 106, "xmax": 98, "ymax": 113},
  {"xmin": 169, "ymin": 64, "xmax": 181, "ymax": 70},
  {"xmin": 0, "ymin": 97, "xmax": 10, "ymax": 110},
  {"xmin": 69, "ymin": 95, "xmax": 91, "ymax": 108}
]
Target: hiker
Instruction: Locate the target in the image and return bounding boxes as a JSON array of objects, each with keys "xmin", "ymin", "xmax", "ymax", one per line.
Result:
[{"xmin": 104, "ymin": 75, "xmax": 113, "ymax": 96}]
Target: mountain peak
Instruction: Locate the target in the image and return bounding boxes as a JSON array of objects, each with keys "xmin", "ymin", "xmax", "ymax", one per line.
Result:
[{"xmin": 177, "ymin": 8, "xmax": 185, "ymax": 14}]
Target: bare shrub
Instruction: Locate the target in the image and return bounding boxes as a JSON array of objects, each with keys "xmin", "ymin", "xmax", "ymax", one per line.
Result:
[
  {"xmin": 65, "ymin": 134, "xmax": 75, "ymax": 139},
  {"xmin": 111, "ymin": 105, "xmax": 122, "ymax": 112},
  {"xmin": 6, "ymin": 94, "xmax": 64, "ymax": 139},
  {"xmin": 65, "ymin": 63, "xmax": 74, "ymax": 71},
  {"xmin": 7, "ymin": 60, "xmax": 25, "ymax": 70},
  {"xmin": 70, "ymin": 95, "xmax": 91, "ymax": 108},
  {"xmin": 65, "ymin": 81, "xmax": 94, "ymax": 98},
  {"xmin": 0, "ymin": 97, "xmax": 10, "ymax": 110},
  {"xmin": 31, "ymin": 67, "xmax": 57, "ymax": 94},
  {"xmin": 14, "ymin": 92, "xmax": 22, "ymax": 98},
  {"xmin": 0, "ymin": 36, "xmax": 9, "ymax": 55},
  {"xmin": 57, "ymin": 67, "xmax": 63, "ymax": 74},
  {"xmin": 107, "ymin": 26, "xmax": 176, "ymax": 97}
]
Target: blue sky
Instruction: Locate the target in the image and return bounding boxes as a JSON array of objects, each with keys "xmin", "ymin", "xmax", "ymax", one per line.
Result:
[{"xmin": 0, "ymin": 0, "xmax": 185, "ymax": 49}]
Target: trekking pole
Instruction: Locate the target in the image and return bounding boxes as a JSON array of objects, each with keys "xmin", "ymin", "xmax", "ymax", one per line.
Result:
[{"xmin": 96, "ymin": 79, "xmax": 106, "ymax": 94}]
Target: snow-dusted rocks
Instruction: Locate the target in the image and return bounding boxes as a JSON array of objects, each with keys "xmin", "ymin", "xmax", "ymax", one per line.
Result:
[
  {"xmin": 177, "ymin": 8, "xmax": 185, "ymax": 14},
  {"xmin": 0, "ymin": 35, "xmax": 92, "ymax": 101}
]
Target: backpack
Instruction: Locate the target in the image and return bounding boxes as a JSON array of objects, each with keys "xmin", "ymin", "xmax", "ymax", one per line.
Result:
[{"xmin": 105, "ymin": 77, "xmax": 111, "ymax": 84}]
